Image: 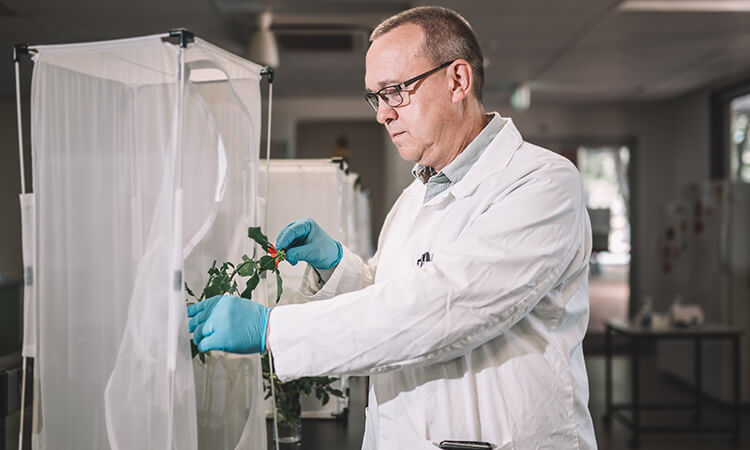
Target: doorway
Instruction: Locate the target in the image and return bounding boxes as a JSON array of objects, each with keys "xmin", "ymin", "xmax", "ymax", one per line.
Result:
[{"xmin": 577, "ymin": 145, "xmax": 632, "ymax": 333}]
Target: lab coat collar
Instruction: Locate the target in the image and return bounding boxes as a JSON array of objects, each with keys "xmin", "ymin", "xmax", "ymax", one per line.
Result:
[
  {"xmin": 443, "ymin": 116, "xmax": 523, "ymax": 200},
  {"xmin": 402, "ymin": 115, "xmax": 524, "ymax": 202}
]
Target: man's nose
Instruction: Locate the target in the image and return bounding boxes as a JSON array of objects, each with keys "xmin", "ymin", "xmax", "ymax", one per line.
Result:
[{"xmin": 376, "ymin": 101, "xmax": 397, "ymax": 125}]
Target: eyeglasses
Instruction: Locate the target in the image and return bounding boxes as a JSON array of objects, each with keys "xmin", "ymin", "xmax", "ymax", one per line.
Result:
[{"xmin": 364, "ymin": 61, "xmax": 454, "ymax": 112}]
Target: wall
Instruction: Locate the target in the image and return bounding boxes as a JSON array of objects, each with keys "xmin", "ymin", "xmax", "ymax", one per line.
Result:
[{"xmin": 663, "ymin": 90, "xmax": 712, "ymax": 188}]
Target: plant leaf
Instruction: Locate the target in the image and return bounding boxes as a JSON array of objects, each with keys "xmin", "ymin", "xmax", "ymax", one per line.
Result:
[
  {"xmin": 275, "ymin": 270, "xmax": 283, "ymax": 304},
  {"xmin": 239, "ymin": 281, "xmax": 253, "ymax": 299},
  {"xmin": 258, "ymin": 255, "xmax": 276, "ymax": 272},
  {"xmin": 244, "ymin": 274, "xmax": 260, "ymax": 296},
  {"xmin": 203, "ymin": 282, "xmax": 221, "ymax": 299},
  {"xmin": 185, "ymin": 282, "xmax": 196, "ymax": 299},
  {"xmin": 237, "ymin": 261, "xmax": 255, "ymax": 277},
  {"xmin": 329, "ymin": 388, "xmax": 343, "ymax": 397},
  {"xmin": 203, "ymin": 275, "xmax": 228, "ymax": 298},
  {"xmin": 248, "ymin": 227, "xmax": 271, "ymax": 250}
]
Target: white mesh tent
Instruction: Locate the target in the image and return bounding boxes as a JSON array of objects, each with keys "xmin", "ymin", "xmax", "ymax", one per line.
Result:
[
  {"xmin": 263, "ymin": 158, "xmax": 374, "ymax": 297},
  {"xmin": 14, "ymin": 32, "xmax": 270, "ymax": 450},
  {"xmin": 355, "ymin": 186, "xmax": 374, "ymax": 259},
  {"xmin": 342, "ymin": 172, "xmax": 374, "ymax": 260},
  {"xmin": 262, "ymin": 158, "xmax": 373, "ymax": 418}
]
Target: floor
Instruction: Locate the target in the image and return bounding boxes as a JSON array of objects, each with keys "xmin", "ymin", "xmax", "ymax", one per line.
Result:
[
  {"xmin": 273, "ymin": 354, "xmax": 748, "ymax": 450},
  {"xmin": 588, "ymin": 352, "xmax": 745, "ymax": 450}
]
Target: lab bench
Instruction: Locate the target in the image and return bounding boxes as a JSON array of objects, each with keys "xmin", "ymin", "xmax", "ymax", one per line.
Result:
[{"xmin": 603, "ymin": 319, "xmax": 743, "ymax": 447}]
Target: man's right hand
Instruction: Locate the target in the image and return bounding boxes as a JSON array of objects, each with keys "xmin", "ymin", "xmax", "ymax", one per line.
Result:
[{"xmin": 275, "ymin": 218, "xmax": 342, "ymax": 269}]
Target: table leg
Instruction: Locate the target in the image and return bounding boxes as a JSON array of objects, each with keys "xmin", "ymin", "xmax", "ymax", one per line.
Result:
[
  {"xmin": 733, "ymin": 336, "xmax": 741, "ymax": 446},
  {"xmin": 694, "ymin": 337, "xmax": 702, "ymax": 425},
  {"xmin": 604, "ymin": 326, "xmax": 612, "ymax": 425},
  {"xmin": 0, "ymin": 370, "xmax": 6, "ymax": 450},
  {"xmin": 629, "ymin": 336, "xmax": 640, "ymax": 448}
]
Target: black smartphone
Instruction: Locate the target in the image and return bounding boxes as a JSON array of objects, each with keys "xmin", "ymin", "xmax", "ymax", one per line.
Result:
[{"xmin": 438, "ymin": 440, "xmax": 493, "ymax": 450}]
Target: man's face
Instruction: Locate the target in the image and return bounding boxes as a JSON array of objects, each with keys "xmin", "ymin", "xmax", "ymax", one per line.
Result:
[{"xmin": 365, "ymin": 24, "xmax": 452, "ymax": 167}]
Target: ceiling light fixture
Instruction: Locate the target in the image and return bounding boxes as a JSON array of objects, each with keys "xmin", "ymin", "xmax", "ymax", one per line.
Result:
[
  {"xmin": 619, "ymin": 0, "xmax": 750, "ymax": 12},
  {"xmin": 247, "ymin": 10, "xmax": 279, "ymax": 68}
]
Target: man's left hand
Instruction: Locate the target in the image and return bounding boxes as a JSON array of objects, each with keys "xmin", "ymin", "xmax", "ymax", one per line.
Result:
[{"xmin": 188, "ymin": 295, "xmax": 271, "ymax": 354}]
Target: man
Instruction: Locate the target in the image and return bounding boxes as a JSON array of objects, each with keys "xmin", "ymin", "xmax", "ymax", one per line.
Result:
[{"xmin": 189, "ymin": 6, "xmax": 597, "ymax": 449}]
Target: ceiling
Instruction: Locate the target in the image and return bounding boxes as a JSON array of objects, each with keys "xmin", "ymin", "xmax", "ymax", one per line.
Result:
[{"xmin": 2, "ymin": 0, "xmax": 750, "ymax": 105}]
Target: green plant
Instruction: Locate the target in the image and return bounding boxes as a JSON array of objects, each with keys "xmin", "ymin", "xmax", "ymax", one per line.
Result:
[
  {"xmin": 186, "ymin": 226, "xmax": 343, "ymax": 426},
  {"xmin": 185, "ymin": 227, "xmax": 284, "ymax": 363},
  {"xmin": 261, "ymin": 352, "xmax": 343, "ymax": 427}
]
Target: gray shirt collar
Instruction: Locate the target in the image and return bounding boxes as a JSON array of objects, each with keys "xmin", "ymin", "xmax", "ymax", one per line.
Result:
[{"xmin": 411, "ymin": 112, "xmax": 504, "ymax": 202}]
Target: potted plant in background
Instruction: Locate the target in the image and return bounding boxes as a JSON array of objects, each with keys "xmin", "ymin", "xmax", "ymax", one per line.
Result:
[
  {"xmin": 261, "ymin": 352, "xmax": 342, "ymax": 443},
  {"xmin": 187, "ymin": 227, "xmax": 343, "ymax": 444}
]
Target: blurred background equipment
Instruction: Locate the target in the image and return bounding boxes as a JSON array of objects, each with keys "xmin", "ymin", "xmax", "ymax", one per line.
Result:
[{"xmin": 657, "ymin": 181, "xmax": 750, "ymax": 403}]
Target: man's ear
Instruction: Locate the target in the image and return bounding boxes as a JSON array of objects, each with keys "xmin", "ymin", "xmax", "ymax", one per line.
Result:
[{"xmin": 448, "ymin": 60, "xmax": 472, "ymax": 104}]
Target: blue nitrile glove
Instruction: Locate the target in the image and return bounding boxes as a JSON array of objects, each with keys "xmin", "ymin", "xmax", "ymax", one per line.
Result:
[
  {"xmin": 275, "ymin": 218, "xmax": 343, "ymax": 269},
  {"xmin": 187, "ymin": 295, "xmax": 271, "ymax": 354}
]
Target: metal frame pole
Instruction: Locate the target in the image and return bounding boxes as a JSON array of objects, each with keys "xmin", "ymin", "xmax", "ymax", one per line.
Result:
[
  {"xmin": 14, "ymin": 43, "xmax": 28, "ymax": 450},
  {"xmin": 260, "ymin": 66, "xmax": 281, "ymax": 450},
  {"xmin": 14, "ymin": 54, "xmax": 26, "ymax": 195},
  {"xmin": 166, "ymin": 28, "xmax": 193, "ymax": 450}
]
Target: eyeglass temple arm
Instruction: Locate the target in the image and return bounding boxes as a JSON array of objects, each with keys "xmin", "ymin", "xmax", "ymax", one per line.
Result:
[{"xmin": 400, "ymin": 60, "xmax": 454, "ymax": 89}]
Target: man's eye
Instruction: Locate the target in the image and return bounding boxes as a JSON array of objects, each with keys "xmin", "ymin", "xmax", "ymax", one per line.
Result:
[{"xmin": 381, "ymin": 87, "xmax": 399, "ymax": 99}]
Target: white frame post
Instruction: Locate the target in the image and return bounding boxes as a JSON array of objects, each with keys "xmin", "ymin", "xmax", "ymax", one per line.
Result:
[
  {"xmin": 14, "ymin": 43, "xmax": 28, "ymax": 450},
  {"xmin": 260, "ymin": 66, "xmax": 281, "ymax": 450}
]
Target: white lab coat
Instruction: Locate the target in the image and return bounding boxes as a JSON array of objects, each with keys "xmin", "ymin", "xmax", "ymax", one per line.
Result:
[{"xmin": 268, "ymin": 117, "xmax": 597, "ymax": 449}]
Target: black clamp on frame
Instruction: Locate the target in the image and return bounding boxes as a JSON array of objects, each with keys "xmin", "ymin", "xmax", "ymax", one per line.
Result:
[
  {"xmin": 331, "ymin": 157, "xmax": 350, "ymax": 174},
  {"xmin": 260, "ymin": 66, "xmax": 274, "ymax": 84},
  {"xmin": 13, "ymin": 44, "xmax": 34, "ymax": 62},
  {"xmin": 163, "ymin": 28, "xmax": 195, "ymax": 48}
]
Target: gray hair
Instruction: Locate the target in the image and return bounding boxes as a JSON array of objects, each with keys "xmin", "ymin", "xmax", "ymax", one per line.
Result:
[{"xmin": 370, "ymin": 6, "xmax": 484, "ymax": 101}]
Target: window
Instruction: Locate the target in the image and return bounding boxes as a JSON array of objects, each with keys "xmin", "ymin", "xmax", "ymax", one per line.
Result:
[{"xmin": 730, "ymin": 93, "xmax": 750, "ymax": 182}]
